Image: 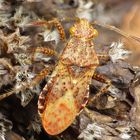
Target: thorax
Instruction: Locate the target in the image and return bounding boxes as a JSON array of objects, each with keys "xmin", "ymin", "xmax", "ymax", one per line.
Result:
[{"xmin": 61, "ymin": 37, "xmax": 99, "ymax": 67}]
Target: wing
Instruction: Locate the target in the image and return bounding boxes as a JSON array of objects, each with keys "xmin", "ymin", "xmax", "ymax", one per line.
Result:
[
  {"xmin": 40, "ymin": 62, "xmax": 96, "ymax": 135},
  {"xmin": 41, "ymin": 62, "xmax": 78, "ymax": 135},
  {"xmin": 73, "ymin": 68, "xmax": 96, "ymax": 112}
]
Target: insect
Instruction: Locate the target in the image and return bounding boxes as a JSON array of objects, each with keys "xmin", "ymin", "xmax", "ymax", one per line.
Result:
[
  {"xmin": 35, "ymin": 18, "xmax": 114, "ymax": 135},
  {"xmin": 0, "ymin": 17, "xmax": 139, "ymax": 135}
]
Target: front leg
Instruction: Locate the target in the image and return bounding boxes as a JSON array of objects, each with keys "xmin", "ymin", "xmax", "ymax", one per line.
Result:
[
  {"xmin": 30, "ymin": 18, "xmax": 66, "ymax": 41},
  {"xmin": 31, "ymin": 47, "xmax": 58, "ymax": 62},
  {"xmin": 89, "ymin": 72, "xmax": 111, "ymax": 104}
]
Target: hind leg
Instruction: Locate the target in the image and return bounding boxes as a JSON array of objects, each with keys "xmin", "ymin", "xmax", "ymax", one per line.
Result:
[
  {"xmin": 88, "ymin": 73, "xmax": 111, "ymax": 104},
  {"xmin": 31, "ymin": 47, "xmax": 58, "ymax": 62}
]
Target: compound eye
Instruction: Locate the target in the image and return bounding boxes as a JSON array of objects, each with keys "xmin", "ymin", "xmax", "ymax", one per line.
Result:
[
  {"xmin": 93, "ymin": 29, "xmax": 98, "ymax": 37},
  {"xmin": 69, "ymin": 26, "xmax": 75, "ymax": 35}
]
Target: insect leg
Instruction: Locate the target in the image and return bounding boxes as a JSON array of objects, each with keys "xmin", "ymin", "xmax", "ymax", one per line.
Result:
[
  {"xmin": 49, "ymin": 18, "xmax": 66, "ymax": 41},
  {"xmin": 0, "ymin": 67, "xmax": 53, "ymax": 100},
  {"xmin": 31, "ymin": 66, "xmax": 54, "ymax": 87},
  {"xmin": 89, "ymin": 73, "xmax": 111, "ymax": 104},
  {"xmin": 30, "ymin": 18, "xmax": 66, "ymax": 41},
  {"xmin": 31, "ymin": 47, "xmax": 57, "ymax": 61}
]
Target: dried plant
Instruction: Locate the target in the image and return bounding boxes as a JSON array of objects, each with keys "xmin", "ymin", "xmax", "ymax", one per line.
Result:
[
  {"xmin": 0, "ymin": 113, "xmax": 12, "ymax": 140},
  {"xmin": 109, "ymin": 41, "xmax": 131, "ymax": 63},
  {"xmin": 0, "ymin": 0, "xmax": 139, "ymax": 140}
]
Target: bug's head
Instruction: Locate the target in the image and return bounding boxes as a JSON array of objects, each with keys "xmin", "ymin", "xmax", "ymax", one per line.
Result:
[{"xmin": 69, "ymin": 18, "xmax": 98, "ymax": 39}]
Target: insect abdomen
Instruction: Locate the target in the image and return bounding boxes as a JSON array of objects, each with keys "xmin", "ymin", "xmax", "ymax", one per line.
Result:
[{"xmin": 41, "ymin": 89, "xmax": 77, "ymax": 135}]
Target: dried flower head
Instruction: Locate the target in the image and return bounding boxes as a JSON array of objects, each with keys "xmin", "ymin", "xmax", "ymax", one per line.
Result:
[
  {"xmin": 0, "ymin": 58, "xmax": 15, "ymax": 88},
  {"xmin": 1, "ymin": 28, "xmax": 30, "ymax": 54},
  {"xmin": 12, "ymin": 6, "xmax": 38, "ymax": 28},
  {"xmin": 14, "ymin": 66, "xmax": 41, "ymax": 106},
  {"xmin": 14, "ymin": 53, "xmax": 32, "ymax": 65},
  {"xmin": 109, "ymin": 41, "xmax": 131, "ymax": 63},
  {"xmin": 0, "ymin": 113, "xmax": 12, "ymax": 140},
  {"xmin": 15, "ymin": 66, "xmax": 34, "ymax": 86},
  {"xmin": 40, "ymin": 29, "xmax": 60, "ymax": 44},
  {"xmin": 0, "ymin": 0, "xmax": 12, "ymax": 28}
]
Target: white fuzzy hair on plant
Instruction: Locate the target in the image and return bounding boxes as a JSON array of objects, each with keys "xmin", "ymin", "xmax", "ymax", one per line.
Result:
[
  {"xmin": 40, "ymin": 29, "xmax": 60, "ymax": 44},
  {"xmin": 12, "ymin": 6, "xmax": 38, "ymax": 28},
  {"xmin": 15, "ymin": 67, "xmax": 40, "ymax": 106},
  {"xmin": 109, "ymin": 41, "xmax": 131, "ymax": 63}
]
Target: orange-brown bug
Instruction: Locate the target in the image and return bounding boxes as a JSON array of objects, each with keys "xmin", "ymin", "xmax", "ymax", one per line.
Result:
[
  {"xmin": 37, "ymin": 18, "xmax": 112, "ymax": 135},
  {"xmin": 0, "ymin": 17, "xmax": 139, "ymax": 135}
]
